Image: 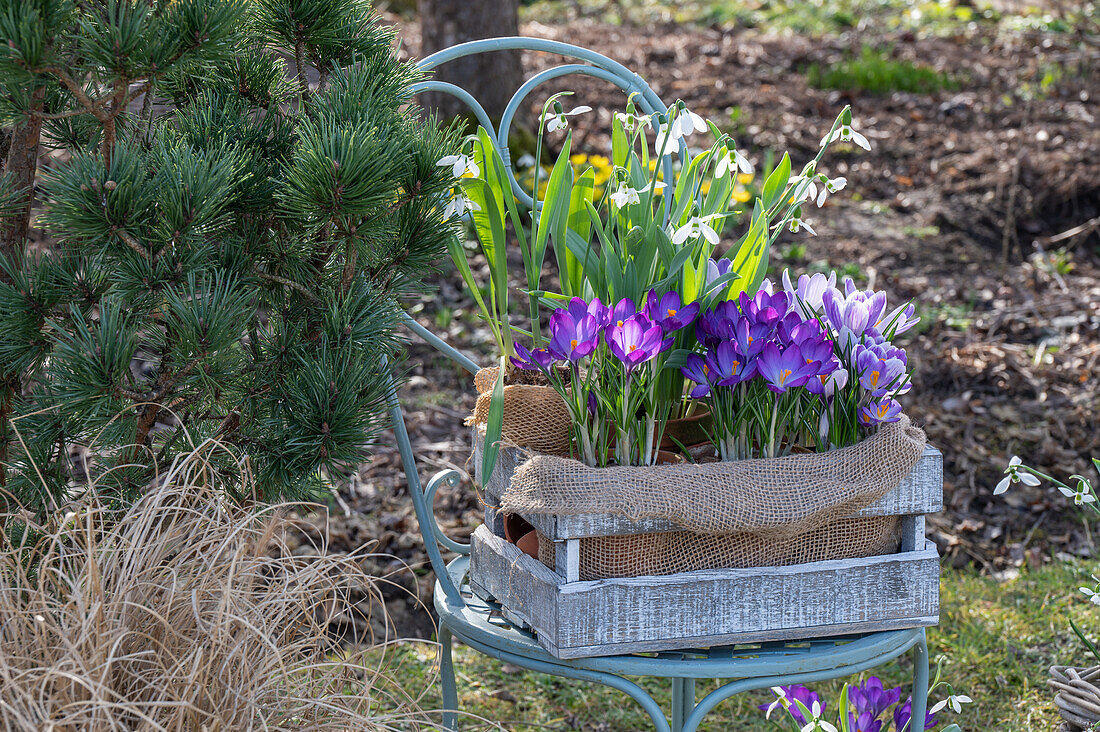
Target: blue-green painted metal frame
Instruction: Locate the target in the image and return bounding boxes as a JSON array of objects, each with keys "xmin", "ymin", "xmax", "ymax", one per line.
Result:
[{"xmin": 393, "ymin": 36, "xmax": 930, "ymax": 731}]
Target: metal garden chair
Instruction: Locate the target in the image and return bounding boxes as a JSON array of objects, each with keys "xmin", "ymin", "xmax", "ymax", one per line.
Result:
[{"xmin": 387, "ymin": 36, "xmax": 931, "ymax": 732}]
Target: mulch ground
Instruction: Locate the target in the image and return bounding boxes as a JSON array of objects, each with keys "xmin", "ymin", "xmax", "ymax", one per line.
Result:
[{"xmin": 284, "ymin": 13, "xmax": 1100, "ymax": 638}]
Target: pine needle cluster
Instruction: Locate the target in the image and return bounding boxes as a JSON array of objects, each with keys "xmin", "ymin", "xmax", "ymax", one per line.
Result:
[{"xmin": 0, "ymin": 0, "xmax": 460, "ymax": 513}]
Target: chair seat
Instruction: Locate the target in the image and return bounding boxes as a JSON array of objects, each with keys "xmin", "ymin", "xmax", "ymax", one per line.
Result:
[{"xmin": 435, "ymin": 556, "xmax": 925, "ymax": 680}]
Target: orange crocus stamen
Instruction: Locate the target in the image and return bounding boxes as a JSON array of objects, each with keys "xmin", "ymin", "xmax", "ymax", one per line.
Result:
[
  {"xmin": 617, "ymin": 320, "xmax": 624, "ymax": 327},
  {"xmin": 666, "ymin": 308, "xmax": 677, "ymax": 317},
  {"xmin": 870, "ymin": 369, "xmax": 881, "ymax": 387},
  {"xmin": 570, "ymin": 339, "xmax": 578, "ymax": 350},
  {"xmin": 628, "ymin": 344, "xmax": 638, "ymax": 352},
  {"xmin": 780, "ymin": 368, "xmax": 792, "ymax": 384}
]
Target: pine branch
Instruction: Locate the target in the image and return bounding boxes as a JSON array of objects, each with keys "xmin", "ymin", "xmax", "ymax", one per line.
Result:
[{"xmin": 254, "ymin": 269, "xmax": 321, "ymax": 304}]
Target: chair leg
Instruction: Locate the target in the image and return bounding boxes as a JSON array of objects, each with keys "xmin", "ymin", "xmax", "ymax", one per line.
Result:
[
  {"xmin": 440, "ymin": 626, "xmax": 459, "ymax": 731},
  {"xmin": 671, "ymin": 677, "xmax": 695, "ymax": 732},
  {"xmin": 909, "ymin": 629, "xmax": 929, "ymax": 731}
]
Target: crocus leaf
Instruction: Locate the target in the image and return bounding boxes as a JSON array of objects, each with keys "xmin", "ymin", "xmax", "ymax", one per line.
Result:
[
  {"xmin": 1071, "ymin": 617, "xmax": 1100, "ymax": 662},
  {"xmin": 565, "ymin": 168, "xmax": 596, "ymax": 296},
  {"xmin": 727, "ymin": 199, "xmax": 769, "ymax": 299},
  {"xmin": 446, "ymin": 236, "xmax": 500, "ymax": 347},
  {"xmin": 940, "ymin": 726, "xmax": 963, "ymax": 732},
  {"xmin": 761, "ymin": 151, "xmax": 791, "ymax": 211},
  {"xmin": 480, "ymin": 360, "xmax": 506, "ymax": 487}
]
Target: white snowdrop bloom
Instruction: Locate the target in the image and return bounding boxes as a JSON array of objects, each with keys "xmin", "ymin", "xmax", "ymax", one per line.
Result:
[
  {"xmin": 763, "ymin": 687, "xmax": 788, "ymax": 719},
  {"xmin": 820, "ymin": 123, "xmax": 871, "ymax": 151},
  {"xmin": 930, "ymin": 694, "xmax": 972, "ymax": 714},
  {"xmin": 609, "ymin": 180, "xmax": 665, "ymax": 208},
  {"xmin": 443, "ymin": 192, "xmax": 480, "ymax": 220},
  {"xmin": 813, "ymin": 175, "xmax": 848, "ymax": 206},
  {"xmin": 654, "ymin": 106, "xmax": 708, "ymax": 157},
  {"xmin": 715, "ymin": 146, "xmax": 753, "ymax": 178},
  {"xmin": 1058, "ymin": 480, "xmax": 1096, "ymax": 506},
  {"xmin": 546, "ymin": 105, "xmax": 592, "ymax": 133},
  {"xmin": 787, "ymin": 217, "xmax": 817, "ymax": 236},
  {"xmin": 515, "ymin": 153, "xmax": 536, "ymax": 168},
  {"xmin": 615, "ymin": 111, "xmax": 652, "ymax": 132},
  {"xmin": 993, "ymin": 455, "xmax": 1042, "ymax": 495},
  {"xmin": 671, "ymin": 214, "xmax": 721, "ymax": 246},
  {"xmin": 799, "ymin": 701, "xmax": 838, "ymax": 732},
  {"xmin": 435, "ymin": 153, "xmax": 479, "ymax": 179},
  {"xmin": 1080, "ymin": 585, "xmax": 1100, "ymax": 606}
]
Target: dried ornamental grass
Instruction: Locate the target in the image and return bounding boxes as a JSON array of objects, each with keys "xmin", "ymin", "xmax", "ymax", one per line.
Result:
[{"xmin": 0, "ymin": 444, "xmax": 444, "ymax": 731}]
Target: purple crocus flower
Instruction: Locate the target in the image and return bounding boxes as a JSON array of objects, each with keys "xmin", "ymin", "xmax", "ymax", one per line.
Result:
[
  {"xmin": 822, "ymin": 287, "xmax": 887, "ymax": 345},
  {"xmin": 893, "ymin": 696, "xmax": 936, "ymax": 731},
  {"xmin": 849, "ymin": 677, "xmax": 903, "ymax": 721},
  {"xmin": 547, "ymin": 309, "xmax": 600, "ymax": 362},
  {"xmin": 566, "ymin": 296, "xmax": 609, "ymax": 329},
  {"xmin": 757, "ymin": 685, "xmax": 823, "ymax": 725},
  {"xmin": 855, "ymin": 344, "xmax": 908, "ymax": 398},
  {"xmin": 732, "ymin": 318, "xmax": 770, "ymax": 360},
  {"xmin": 740, "ymin": 289, "xmax": 790, "ymax": 328},
  {"xmin": 680, "ymin": 353, "xmax": 712, "ymax": 398},
  {"xmin": 609, "ymin": 297, "xmax": 637, "ymax": 329},
  {"xmin": 705, "ymin": 257, "xmax": 735, "ymax": 291},
  {"xmin": 512, "ymin": 342, "xmax": 553, "ymax": 371},
  {"xmin": 695, "ymin": 300, "xmax": 742, "ymax": 348},
  {"xmin": 806, "ymin": 363, "xmax": 848, "ymax": 397},
  {"xmin": 756, "ymin": 342, "xmax": 819, "ymax": 393},
  {"xmin": 877, "ymin": 301, "xmax": 920, "ymax": 337},
  {"xmin": 708, "ymin": 340, "xmax": 757, "ymax": 386},
  {"xmin": 605, "ymin": 313, "xmax": 672, "ymax": 371},
  {"xmin": 845, "ymin": 710, "xmax": 884, "ymax": 732},
  {"xmin": 782, "ymin": 268, "xmax": 837, "ymax": 314},
  {"xmin": 859, "ymin": 397, "xmax": 903, "ymax": 426},
  {"xmin": 645, "ymin": 290, "xmax": 700, "ymax": 333}
]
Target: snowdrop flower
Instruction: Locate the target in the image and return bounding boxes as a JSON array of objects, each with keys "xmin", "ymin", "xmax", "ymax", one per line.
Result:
[
  {"xmin": 930, "ymin": 693, "xmax": 972, "ymax": 714},
  {"xmin": 1081, "ymin": 579, "xmax": 1100, "ymax": 606},
  {"xmin": 615, "ymin": 111, "xmax": 652, "ymax": 133},
  {"xmin": 436, "ymin": 153, "xmax": 479, "ymax": 179},
  {"xmin": 515, "ymin": 153, "xmax": 536, "ymax": 168},
  {"xmin": 609, "ymin": 180, "xmax": 665, "ymax": 208},
  {"xmin": 993, "ymin": 455, "xmax": 1041, "ymax": 495},
  {"xmin": 654, "ymin": 105, "xmax": 708, "ymax": 157},
  {"xmin": 788, "ymin": 217, "xmax": 817, "ymax": 236},
  {"xmin": 671, "ymin": 213, "xmax": 722, "ymax": 245},
  {"xmin": 800, "ymin": 701, "xmax": 838, "ymax": 732},
  {"xmin": 820, "ymin": 123, "xmax": 871, "ymax": 151},
  {"xmin": 443, "ymin": 191, "xmax": 480, "ymax": 220},
  {"xmin": 545, "ymin": 105, "xmax": 592, "ymax": 133},
  {"xmin": 813, "ymin": 176, "xmax": 847, "ymax": 206},
  {"xmin": 1058, "ymin": 478, "xmax": 1096, "ymax": 506},
  {"xmin": 789, "ymin": 174, "xmax": 819, "ymax": 205},
  {"xmin": 715, "ymin": 145, "xmax": 753, "ymax": 178},
  {"xmin": 763, "ymin": 686, "xmax": 788, "ymax": 719}
]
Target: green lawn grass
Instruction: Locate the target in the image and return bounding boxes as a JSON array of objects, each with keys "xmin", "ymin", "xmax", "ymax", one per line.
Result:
[
  {"xmin": 806, "ymin": 46, "xmax": 959, "ymax": 96},
  {"xmin": 375, "ymin": 561, "xmax": 1099, "ymax": 730}
]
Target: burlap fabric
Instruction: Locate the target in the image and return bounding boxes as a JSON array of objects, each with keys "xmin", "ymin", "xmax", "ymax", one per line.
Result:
[
  {"xmin": 507, "ymin": 416, "xmax": 925, "ymax": 580},
  {"xmin": 503, "ymin": 416, "xmax": 926, "ymax": 539},
  {"xmin": 537, "ymin": 516, "xmax": 902, "ymax": 580},
  {"xmin": 466, "ymin": 367, "xmax": 572, "ymax": 456}
]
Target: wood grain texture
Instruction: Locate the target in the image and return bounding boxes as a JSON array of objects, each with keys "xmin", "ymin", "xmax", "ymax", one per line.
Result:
[
  {"xmin": 474, "ymin": 427, "xmax": 943, "ymax": 540},
  {"xmin": 470, "ymin": 525, "xmax": 940, "ymax": 659}
]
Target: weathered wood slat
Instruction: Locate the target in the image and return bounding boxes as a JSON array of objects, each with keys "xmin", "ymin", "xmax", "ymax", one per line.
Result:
[
  {"xmin": 470, "ymin": 525, "xmax": 940, "ymax": 659},
  {"xmin": 473, "ymin": 427, "xmax": 943, "ymax": 540}
]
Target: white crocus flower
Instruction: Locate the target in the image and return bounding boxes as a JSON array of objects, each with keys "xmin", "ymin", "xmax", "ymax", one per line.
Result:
[
  {"xmin": 820, "ymin": 123, "xmax": 871, "ymax": 151},
  {"xmin": 800, "ymin": 701, "xmax": 838, "ymax": 732},
  {"xmin": 546, "ymin": 105, "xmax": 592, "ymax": 133},
  {"xmin": 930, "ymin": 694, "xmax": 972, "ymax": 714},
  {"xmin": 993, "ymin": 455, "xmax": 1041, "ymax": 495},
  {"xmin": 436, "ymin": 153, "xmax": 480, "ymax": 179},
  {"xmin": 671, "ymin": 214, "xmax": 721, "ymax": 245},
  {"xmin": 715, "ymin": 146, "xmax": 753, "ymax": 178},
  {"xmin": 443, "ymin": 192, "xmax": 480, "ymax": 219},
  {"xmin": 1058, "ymin": 479, "xmax": 1096, "ymax": 506},
  {"xmin": 764, "ymin": 687, "xmax": 788, "ymax": 719}
]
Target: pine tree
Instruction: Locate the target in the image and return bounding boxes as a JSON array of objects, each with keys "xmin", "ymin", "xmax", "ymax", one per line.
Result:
[{"xmin": 0, "ymin": 0, "xmax": 459, "ymax": 513}]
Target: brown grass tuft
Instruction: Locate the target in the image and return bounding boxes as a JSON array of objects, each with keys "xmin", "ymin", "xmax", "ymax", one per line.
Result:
[{"xmin": 0, "ymin": 442, "xmax": 442, "ymax": 731}]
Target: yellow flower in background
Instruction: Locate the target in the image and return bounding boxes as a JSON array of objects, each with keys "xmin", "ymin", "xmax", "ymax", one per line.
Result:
[
  {"xmin": 588, "ymin": 155, "xmax": 610, "ymax": 169},
  {"xmin": 732, "ymin": 186, "xmax": 752, "ymax": 203},
  {"xmin": 699, "ymin": 180, "xmax": 712, "ymax": 195},
  {"xmin": 738, "ymin": 173, "xmax": 754, "ymax": 185},
  {"xmin": 569, "ymin": 153, "xmax": 588, "ymax": 166}
]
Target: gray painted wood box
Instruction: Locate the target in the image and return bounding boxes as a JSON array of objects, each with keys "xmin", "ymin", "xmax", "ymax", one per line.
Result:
[{"xmin": 469, "ymin": 428, "xmax": 943, "ymax": 659}]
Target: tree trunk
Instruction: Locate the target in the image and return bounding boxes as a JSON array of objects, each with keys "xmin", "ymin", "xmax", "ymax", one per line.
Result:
[
  {"xmin": 419, "ymin": 0, "xmax": 523, "ymax": 121},
  {"xmin": 0, "ymin": 85, "xmax": 45, "ymax": 266}
]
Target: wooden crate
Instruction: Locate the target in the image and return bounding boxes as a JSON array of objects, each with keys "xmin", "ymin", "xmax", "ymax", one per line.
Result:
[{"xmin": 469, "ymin": 428, "xmax": 942, "ymax": 659}]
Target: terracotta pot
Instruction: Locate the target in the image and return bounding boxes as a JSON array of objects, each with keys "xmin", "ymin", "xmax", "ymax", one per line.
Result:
[
  {"xmin": 654, "ymin": 450, "xmax": 684, "ymax": 465},
  {"xmin": 503, "ymin": 513, "xmax": 534, "ymax": 544},
  {"xmin": 661, "ymin": 404, "xmax": 712, "ymax": 450},
  {"xmin": 515, "ymin": 530, "xmax": 540, "ymax": 561}
]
